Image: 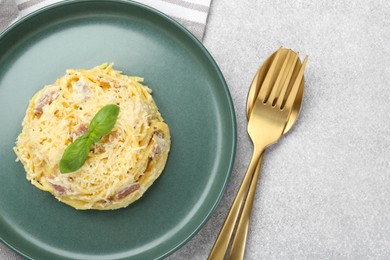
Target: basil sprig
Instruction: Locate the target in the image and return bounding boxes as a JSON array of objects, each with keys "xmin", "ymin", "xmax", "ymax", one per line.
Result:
[{"xmin": 59, "ymin": 104, "xmax": 120, "ymax": 174}]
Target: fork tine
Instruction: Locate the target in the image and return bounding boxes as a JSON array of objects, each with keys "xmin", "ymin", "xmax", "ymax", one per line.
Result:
[
  {"xmin": 283, "ymin": 56, "xmax": 308, "ymax": 110},
  {"xmin": 275, "ymin": 54, "xmax": 299, "ymax": 108},
  {"xmin": 267, "ymin": 50, "xmax": 292, "ymax": 105},
  {"xmin": 257, "ymin": 48, "xmax": 283, "ymax": 102}
]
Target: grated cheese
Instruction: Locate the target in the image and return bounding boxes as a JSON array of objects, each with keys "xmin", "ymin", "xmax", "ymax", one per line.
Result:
[{"xmin": 14, "ymin": 64, "xmax": 171, "ymax": 210}]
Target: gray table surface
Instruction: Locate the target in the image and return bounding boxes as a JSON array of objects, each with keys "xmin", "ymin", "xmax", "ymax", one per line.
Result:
[{"xmin": 1, "ymin": 0, "xmax": 390, "ymax": 259}]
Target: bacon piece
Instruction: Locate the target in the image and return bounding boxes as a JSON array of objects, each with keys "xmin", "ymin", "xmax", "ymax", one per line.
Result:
[
  {"xmin": 73, "ymin": 78, "xmax": 93, "ymax": 100},
  {"xmin": 101, "ymin": 130, "xmax": 119, "ymax": 143},
  {"xmin": 114, "ymin": 184, "xmax": 140, "ymax": 200},
  {"xmin": 152, "ymin": 144, "xmax": 162, "ymax": 158},
  {"xmin": 151, "ymin": 130, "xmax": 164, "ymax": 158},
  {"xmin": 34, "ymin": 86, "xmax": 60, "ymax": 116},
  {"xmin": 51, "ymin": 184, "xmax": 66, "ymax": 195},
  {"xmin": 69, "ymin": 124, "xmax": 88, "ymax": 141},
  {"xmin": 91, "ymin": 143, "xmax": 105, "ymax": 154},
  {"xmin": 154, "ymin": 130, "xmax": 164, "ymax": 138}
]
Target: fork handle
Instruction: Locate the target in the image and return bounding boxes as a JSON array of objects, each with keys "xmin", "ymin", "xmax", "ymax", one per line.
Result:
[
  {"xmin": 228, "ymin": 153, "xmax": 264, "ymax": 260},
  {"xmin": 208, "ymin": 149, "xmax": 263, "ymax": 260}
]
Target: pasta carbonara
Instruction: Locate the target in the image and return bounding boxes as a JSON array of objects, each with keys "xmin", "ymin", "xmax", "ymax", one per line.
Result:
[{"xmin": 14, "ymin": 64, "xmax": 171, "ymax": 210}]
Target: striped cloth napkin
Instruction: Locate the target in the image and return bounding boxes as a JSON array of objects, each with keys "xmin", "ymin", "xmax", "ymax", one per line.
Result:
[
  {"xmin": 0, "ymin": 0, "xmax": 212, "ymax": 40},
  {"xmin": 0, "ymin": 0, "xmax": 212, "ymax": 258}
]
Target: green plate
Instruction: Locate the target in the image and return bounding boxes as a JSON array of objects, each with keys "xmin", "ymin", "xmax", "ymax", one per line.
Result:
[{"xmin": 0, "ymin": 1, "xmax": 236, "ymax": 259}]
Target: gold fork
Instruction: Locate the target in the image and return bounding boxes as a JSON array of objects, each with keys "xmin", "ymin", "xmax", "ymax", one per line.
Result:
[
  {"xmin": 209, "ymin": 49, "xmax": 308, "ymax": 260},
  {"xmin": 229, "ymin": 51, "xmax": 307, "ymax": 259}
]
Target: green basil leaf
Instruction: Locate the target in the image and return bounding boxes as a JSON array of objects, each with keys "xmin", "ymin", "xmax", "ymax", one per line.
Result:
[
  {"xmin": 88, "ymin": 104, "xmax": 120, "ymax": 138},
  {"xmin": 59, "ymin": 104, "xmax": 119, "ymax": 173},
  {"xmin": 88, "ymin": 132, "xmax": 101, "ymax": 143},
  {"xmin": 60, "ymin": 134, "xmax": 92, "ymax": 173}
]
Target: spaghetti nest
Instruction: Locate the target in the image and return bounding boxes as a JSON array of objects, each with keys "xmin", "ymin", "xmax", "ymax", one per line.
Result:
[{"xmin": 14, "ymin": 64, "xmax": 170, "ymax": 210}]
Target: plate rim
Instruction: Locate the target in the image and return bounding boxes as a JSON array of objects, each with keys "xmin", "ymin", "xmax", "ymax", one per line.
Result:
[{"xmin": 0, "ymin": 0, "xmax": 237, "ymax": 259}]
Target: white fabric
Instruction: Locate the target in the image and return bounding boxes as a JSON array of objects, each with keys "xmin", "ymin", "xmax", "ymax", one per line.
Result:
[{"xmin": 2, "ymin": 0, "xmax": 212, "ymax": 40}]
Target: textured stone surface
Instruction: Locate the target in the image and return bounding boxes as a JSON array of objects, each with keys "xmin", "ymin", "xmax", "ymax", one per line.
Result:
[
  {"xmin": 2, "ymin": 0, "xmax": 390, "ymax": 259},
  {"xmin": 168, "ymin": 0, "xmax": 390, "ymax": 259}
]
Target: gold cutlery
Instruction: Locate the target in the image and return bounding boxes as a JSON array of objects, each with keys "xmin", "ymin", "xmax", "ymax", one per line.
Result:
[{"xmin": 209, "ymin": 48, "xmax": 308, "ymax": 260}]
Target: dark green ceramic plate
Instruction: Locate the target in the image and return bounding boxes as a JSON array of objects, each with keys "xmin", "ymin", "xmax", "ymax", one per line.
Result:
[{"xmin": 0, "ymin": 1, "xmax": 236, "ymax": 259}]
